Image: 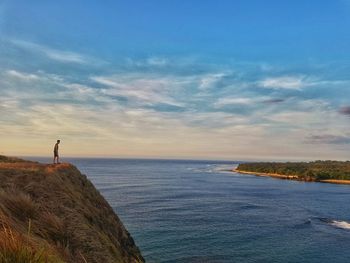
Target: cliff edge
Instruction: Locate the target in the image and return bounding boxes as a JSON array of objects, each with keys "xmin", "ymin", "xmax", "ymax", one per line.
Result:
[{"xmin": 0, "ymin": 156, "xmax": 145, "ymax": 263}]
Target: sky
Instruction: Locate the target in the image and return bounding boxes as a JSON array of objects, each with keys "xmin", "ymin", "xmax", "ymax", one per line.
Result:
[{"xmin": 1, "ymin": 0, "xmax": 350, "ymax": 160}]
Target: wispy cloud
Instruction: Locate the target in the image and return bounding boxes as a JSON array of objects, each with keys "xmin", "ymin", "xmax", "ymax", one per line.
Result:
[
  {"xmin": 263, "ymin": 98, "xmax": 285, "ymax": 104},
  {"xmin": 213, "ymin": 96, "xmax": 286, "ymax": 108},
  {"xmin": 146, "ymin": 57, "xmax": 169, "ymax": 66},
  {"xmin": 198, "ymin": 73, "xmax": 226, "ymax": 90},
  {"xmin": 339, "ymin": 106, "xmax": 350, "ymax": 116},
  {"xmin": 125, "ymin": 57, "xmax": 169, "ymax": 67},
  {"xmin": 125, "ymin": 56, "xmax": 198, "ymax": 69},
  {"xmin": 263, "ymin": 100, "xmax": 331, "ymax": 126},
  {"xmin": 1, "ymin": 59, "xmax": 350, "ymax": 159},
  {"xmin": 5, "ymin": 70, "xmax": 40, "ymax": 81},
  {"xmin": 213, "ymin": 97, "xmax": 256, "ymax": 107},
  {"xmin": 306, "ymin": 134, "xmax": 350, "ymax": 144},
  {"xmin": 10, "ymin": 39, "xmax": 104, "ymax": 65},
  {"xmin": 91, "ymin": 74, "xmax": 187, "ymax": 107},
  {"xmin": 259, "ymin": 75, "xmax": 310, "ymax": 90}
]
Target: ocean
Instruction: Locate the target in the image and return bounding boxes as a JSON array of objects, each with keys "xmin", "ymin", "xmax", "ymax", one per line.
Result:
[{"xmin": 31, "ymin": 158, "xmax": 350, "ymax": 263}]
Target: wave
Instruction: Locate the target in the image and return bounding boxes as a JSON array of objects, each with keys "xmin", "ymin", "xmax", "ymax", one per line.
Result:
[
  {"xmin": 330, "ymin": 220, "xmax": 350, "ymax": 230},
  {"xmin": 312, "ymin": 217, "xmax": 350, "ymax": 231}
]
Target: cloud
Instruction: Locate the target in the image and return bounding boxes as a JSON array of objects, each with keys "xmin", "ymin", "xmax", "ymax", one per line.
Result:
[
  {"xmin": 339, "ymin": 106, "xmax": 350, "ymax": 116},
  {"xmin": 261, "ymin": 100, "xmax": 331, "ymax": 131},
  {"xmin": 213, "ymin": 97, "xmax": 255, "ymax": 107},
  {"xmin": 198, "ymin": 73, "xmax": 226, "ymax": 90},
  {"xmin": 10, "ymin": 39, "xmax": 104, "ymax": 65},
  {"xmin": 214, "ymin": 96, "xmax": 286, "ymax": 108},
  {"xmin": 125, "ymin": 57, "xmax": 169, "ymax": 67},
  {"xmin": 306, "ymin": 134, "xmax": 350, "ymax": 144},
  {"xmin": 263, "ymin": 98, "xmax": 285, "ymax": 104},
  {"xmin": 125, "ymin": 56, "xmax": 199, "ymax": 70},
  {"xmin": 1, "ymin": 69, "xmax": 109, "ymax": 108},
  {"xmin": 90, "ymin": 74, "xmax": 186, "ymax": 107},
  {"xmin": 257, "ymin": 75, "xmax": 346, "ymax": 92},
  {"xmin": 1, "ymin": 59, "xmax": 350, "ymax": 159},
  {"xmin": 146, "ymin": 57, "xmax": 168, "ymax": 66},
  {"xmin": 5, "ymin": 70, "xmax": 39, "ymax": 81},
  {"xmin": 259, "ymin": 76, "xmax": 309, "ymax": 90}
]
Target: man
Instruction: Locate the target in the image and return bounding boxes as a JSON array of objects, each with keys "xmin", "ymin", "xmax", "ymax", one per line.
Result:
[{"xmin": 53, "ymin": 140, "xmax": 61, "ymax": 164}]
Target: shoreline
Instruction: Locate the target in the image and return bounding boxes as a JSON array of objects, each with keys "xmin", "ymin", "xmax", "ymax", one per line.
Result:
[{"xmin": 234, "ymin": 169, "xmax": 350, "ymax": 185}]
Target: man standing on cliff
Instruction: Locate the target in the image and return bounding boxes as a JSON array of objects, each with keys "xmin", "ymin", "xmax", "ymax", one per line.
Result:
[{"xmin": 53, "ymin": 140, "xmax": 61, "ymax": 164}]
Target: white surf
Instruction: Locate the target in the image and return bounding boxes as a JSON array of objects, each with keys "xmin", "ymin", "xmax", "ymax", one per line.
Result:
[{"xmin": 330, "ymin": 220, "xmax": 350, "ymax": 230}]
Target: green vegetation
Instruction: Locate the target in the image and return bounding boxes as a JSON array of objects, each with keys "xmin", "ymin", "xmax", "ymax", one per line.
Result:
[
  {"xmin": 0, "ymin": 156, "xmax": 144, "ymax": 263},
  {"xmin": 237, "ymin": 161, "xmax": 350, "ymax": 181}
]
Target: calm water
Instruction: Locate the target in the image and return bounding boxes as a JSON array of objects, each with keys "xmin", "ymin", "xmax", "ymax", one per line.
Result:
[{"xmin": 32, "ymin": 158, "xmax": 350, "ymax": 263}]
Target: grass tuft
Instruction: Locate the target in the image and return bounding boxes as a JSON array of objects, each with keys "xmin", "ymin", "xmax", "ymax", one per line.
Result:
[
  {"xmin": 0, "ymin": 223, "xmax": 63, "ymax": 263},
  {"xmin": 0, "ymin": 189, "xmax": 38, "ymax": 221},
  {"xmin": 39, "ymin": 212, "xmax": 71, "ymax": 249}
]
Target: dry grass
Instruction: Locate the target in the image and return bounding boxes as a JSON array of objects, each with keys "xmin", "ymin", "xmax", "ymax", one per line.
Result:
[
  {"xmin": 0, "ymin": 189, "xmax": 38, "ymax": 222},
  {"xmin": 0, "ymin": 156, "xmax": 144, "ymax": 263},
  {"xmin": 0, "ymin": 215, "xmax": 63, "ymax": 263},
  {"xmin": 0, "ymin": 156, "xmax": 28, "ymax": 163},
  {"xmin": 39, "ymin": 212, "xmax": 68, "ymax": 244}
]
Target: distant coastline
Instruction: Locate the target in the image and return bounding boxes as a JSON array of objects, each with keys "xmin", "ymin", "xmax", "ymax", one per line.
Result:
[
  {"xmin": 234, "ymin": 169, "xmax": 350, "ymax": 185},
  {"xmin": 234, "ymin": 161, "xmax": 350, "ymax": 185}
]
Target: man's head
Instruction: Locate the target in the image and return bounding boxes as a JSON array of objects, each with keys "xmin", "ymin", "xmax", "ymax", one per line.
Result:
[{"xmin": 57, "ymin": 140, "xmax": 60, "ymax": 144}]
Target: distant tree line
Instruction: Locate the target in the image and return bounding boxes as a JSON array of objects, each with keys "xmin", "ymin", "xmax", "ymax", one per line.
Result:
[{"xmin": 237, "ymin": 161, "xmax": 350, "ymax": 181}]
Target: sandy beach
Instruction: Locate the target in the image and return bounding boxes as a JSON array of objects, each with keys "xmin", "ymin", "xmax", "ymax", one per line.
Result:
[{"xmin": 234, "ymin": 169, "xmax": 350, "ymax": 185}]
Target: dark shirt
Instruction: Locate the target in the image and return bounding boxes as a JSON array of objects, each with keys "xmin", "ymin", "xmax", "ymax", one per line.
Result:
[{"xmin": 54, "ymin": 143, "xmax": 59, "ymax": 154}]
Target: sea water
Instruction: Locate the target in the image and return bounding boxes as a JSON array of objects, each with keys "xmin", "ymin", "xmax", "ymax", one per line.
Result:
[{"xmin": 31, "ymin": 158, "xmax": 350, "ymax": 263}]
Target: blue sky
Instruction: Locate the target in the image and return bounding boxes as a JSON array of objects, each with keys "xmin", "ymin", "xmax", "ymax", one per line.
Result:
[{"xmin": 1, "ymin": 0, "xmax": 350, "ymax": 160}]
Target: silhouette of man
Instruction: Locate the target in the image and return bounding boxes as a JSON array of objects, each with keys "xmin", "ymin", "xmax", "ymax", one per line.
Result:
[{"xmin": 53, "ymin": 140, "xmax": 61, "ymax": 164}]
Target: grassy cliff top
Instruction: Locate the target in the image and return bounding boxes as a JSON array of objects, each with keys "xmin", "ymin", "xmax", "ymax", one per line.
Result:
[
  {"xmin": 0, "ymin": 156, "xmax": 144, "ymax": 263},
  {"xmin": 237, "ymin": 160, "xmax": 350, "ymax": 181},
  {"xmin": 0, "ymin": 155, "xmax": 29, "ymax": 163}
]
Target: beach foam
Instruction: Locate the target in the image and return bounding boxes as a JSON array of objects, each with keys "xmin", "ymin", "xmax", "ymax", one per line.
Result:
[{"xmin": 330, "ymin": 220, "xmax": 350, "ymax": 230}]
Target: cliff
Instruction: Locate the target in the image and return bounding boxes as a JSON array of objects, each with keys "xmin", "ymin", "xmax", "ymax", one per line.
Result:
[{"xmin": 0, "ymin": 156, "xmax": 145, "ymax": 263}]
